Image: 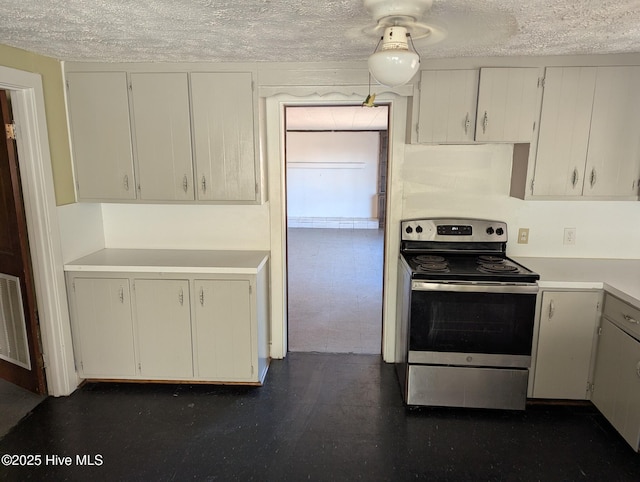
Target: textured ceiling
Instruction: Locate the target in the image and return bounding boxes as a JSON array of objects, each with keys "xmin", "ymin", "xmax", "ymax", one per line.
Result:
[{"xmin": 1, "ymin": 0, "xmax": 640, "ymax": 63}]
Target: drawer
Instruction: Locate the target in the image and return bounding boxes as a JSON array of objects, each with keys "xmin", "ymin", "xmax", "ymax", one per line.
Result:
[{"xmin": 603, "ymin": 293, "xmax": 640, "ymax": 341}]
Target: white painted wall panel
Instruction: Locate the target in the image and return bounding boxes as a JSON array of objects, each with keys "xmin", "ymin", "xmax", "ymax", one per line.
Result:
[{"xmin": 286, "ymin": 131, "xmax": 379, "ymax": 219}]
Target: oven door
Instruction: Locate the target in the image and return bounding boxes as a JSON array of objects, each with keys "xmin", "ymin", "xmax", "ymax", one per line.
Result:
[{"xmin": 408, "ymin": 282, "xmax": 538, "ymax": 368}]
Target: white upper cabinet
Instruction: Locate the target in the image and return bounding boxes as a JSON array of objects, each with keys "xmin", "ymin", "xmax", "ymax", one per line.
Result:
[
  {"xmin": 414, "ymin": 67, "xmax": 539, "ymax": 144},
  {"xmin": 583, "ymin": 66, "xmax": 640, "ymax": 197},
  {"xmin": 417, "ymin": 70, "xmax": 478, "ymax": 143},
  {"xmin": 532, "ymin": 67, "xmax": 597, "ymax": 197},
  {"xmin": 67, "ymin": 72, "xmax": 136, "ymax": 201},
  {"xmin": 475, "ymin": 67, "xmax": 540, "ymax": 142},
  {"xmin": 191, "ymin": 72, "xmax": 257, "ymax": 202},
  {"xmin": 532, "ymin": 66, "xmax": 640, "ymax": 199},
  {"xmin": 129, "ymin": 73, "xmax": 194, "ymax": 201}
]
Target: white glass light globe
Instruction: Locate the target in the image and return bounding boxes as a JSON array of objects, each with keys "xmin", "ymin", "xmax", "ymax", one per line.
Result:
[{"xmin": 368, "ymin": 50, "xmax": 420, "ymax": 87}]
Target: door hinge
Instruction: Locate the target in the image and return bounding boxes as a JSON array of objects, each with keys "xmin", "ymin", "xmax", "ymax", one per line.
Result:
[{"xmin": 5, "ymin": 122, "xmax": 16, "ymax": 140}]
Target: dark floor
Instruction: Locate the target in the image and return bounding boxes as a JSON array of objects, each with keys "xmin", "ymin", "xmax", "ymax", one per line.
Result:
[{"xmin": 1, "ymin": 353, "xmax": 639, "ymax": 481}]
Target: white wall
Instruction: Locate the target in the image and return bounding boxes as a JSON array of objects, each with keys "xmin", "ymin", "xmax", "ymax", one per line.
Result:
[
  {"xmin": 57, "ymin": 203, "xmax": 105, "ymax": 262},
  {"xmin": 403, "ymin": 144, "xmax": 640, "ymax": 259},
  {"xmin": 286, "ymin": 131, "xmax": 380, "ymax": 220},
  {"xmin": 100, "ymin": 203, "xmax": 270, "ymax": 250}
]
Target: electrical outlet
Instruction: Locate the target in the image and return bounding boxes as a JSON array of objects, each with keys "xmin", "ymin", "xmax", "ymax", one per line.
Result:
[
  {"xmin": 564, "ymin": 227, "xmax": 576, "ymax": 245},
  {"xmin": 518, "ymin": 228, "xmax": 529, "ymax": 244}
]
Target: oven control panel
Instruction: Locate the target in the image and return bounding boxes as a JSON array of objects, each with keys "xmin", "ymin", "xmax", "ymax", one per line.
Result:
[{"xmin": 401, "ymin": 218, "xmax": 508, "ymax": 243}]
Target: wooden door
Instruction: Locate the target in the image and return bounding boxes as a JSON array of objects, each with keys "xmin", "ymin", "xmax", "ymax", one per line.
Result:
[
  {"xmin": 0, "ymin": 90, "xmax": 46, "ymax": 394},
  {"xmin": 130, "ymin": 73, "xmax": 194, "ymax": 201},
  {"xmin": 134, "ymin": 279, "xmax": 193, "ymax": 379},
  {"xmin": 194, "ymin": 279, "xmax": 253, "ymax": 380}
]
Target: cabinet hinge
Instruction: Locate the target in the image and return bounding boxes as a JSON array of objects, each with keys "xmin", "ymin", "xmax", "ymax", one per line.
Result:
[
  {"xmin": 128, "ymin": 82, "xmax": 133, "ymax": 91},
  {"xmin": 72, "ymin": 280, "xmax": 76, "ymax": 291},
  {"xmin": 65, "ymin": 79, "xmax": 70, "ymax": 90},
  {"xmin": 255, "ymin": 182, "xmax": 259, "ymax": 195},
  {"xmin": 80, "ymin": 360, "xmax": 84, "ymax": 371},
  {"xmin": 530, "ymin": 178, "xmax": 535, "ymax": 195},
  {"xmin": 538, "ymin": 77, "xmax": 545, "ymax": 88},
  {"xmin": 597, "ymin": 326, "xmax": 602, "ymax": 336},
  {"xmin": 586, "ymin": 381, "xmax": 594, "ymax": 393},
  {"xmin": 249, "ymin": 284, "xmax": 252, "ymax": 295},
  {"xmin": 5, "ymin": 122, "xmax": 16, "ymax": 140},
  {"xmin": 251, "ymin": 365, "xmax": 254, "ymax": 375},
  {"xmin": 138, "ymin": 362, "xmax": 141, "ymax": 372}
]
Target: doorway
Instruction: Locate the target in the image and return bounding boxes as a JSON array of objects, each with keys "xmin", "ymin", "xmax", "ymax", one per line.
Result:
[
  {"xmin": 0, "ymin": 90, "xmax": 47, "ymax": 395},
  {"xmin": 285, "ymin": 105, "xmax": 389, "ymax": 354}
]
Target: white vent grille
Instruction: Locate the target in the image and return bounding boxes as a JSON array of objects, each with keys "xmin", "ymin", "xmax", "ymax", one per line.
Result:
[{"xmin": 0, "ymin": 273, "xmax": 31, "ymax": 370}]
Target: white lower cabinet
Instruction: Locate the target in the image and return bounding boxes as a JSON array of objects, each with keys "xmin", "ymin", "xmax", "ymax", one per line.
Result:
[
  {"xmin": 591, "ymin": 295, "xmax": 640, "ymax": 451},
  {"xmin": 70, "ymin": 278, "xmax": 137, "ymax": 378},
  {"xmin": 532, "ymin": 290, "xmax": 601, "ymax": 399},
  {"xmin": 67, "ymin": 265, "xmax": 269, "ymax": 385},
  {"xmin": 134, "ymin": 279, "xmax": 193, "ymax": 379},
  {"xmin": 194, "ymin": 280, "xmax": 253, "ymax": 381}
]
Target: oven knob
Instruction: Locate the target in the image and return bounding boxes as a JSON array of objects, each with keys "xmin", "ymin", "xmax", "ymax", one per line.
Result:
[
  {"xmin": 416, "ymin": 225, "xmax": 423, "ymax": 233},
  {"xmin": 486, "ymin": 227, "xmax": 494, "ymax": 235},
  {"xmin": 405, "ymin": 226, "xmax": 413, "ymax": 234},
  {"xmin": 496, "ymin": 227, "xmax": 504, "ymax": 236}
]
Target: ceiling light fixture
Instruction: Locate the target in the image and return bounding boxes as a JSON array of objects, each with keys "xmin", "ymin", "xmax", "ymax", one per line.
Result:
[{"xmin": 368, "ymin": 25, "xmax": 420, "ymax": 87}]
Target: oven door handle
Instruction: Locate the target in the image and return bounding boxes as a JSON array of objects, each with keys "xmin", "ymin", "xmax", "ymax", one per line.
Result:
[{"xmin": 411, "ymin": 282, "xmax": 538, "ymax": 294}]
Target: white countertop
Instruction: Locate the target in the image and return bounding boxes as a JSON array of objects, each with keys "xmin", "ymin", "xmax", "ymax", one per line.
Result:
[
  {"xmin": 64, "ymin": 249, "xmax": 270, "ymax": 275},
  {"xmin": 514, "ymin": 257, "xmax": 640, "ymax": 307}
]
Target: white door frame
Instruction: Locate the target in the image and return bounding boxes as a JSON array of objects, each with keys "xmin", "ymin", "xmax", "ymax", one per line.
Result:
[
  {"xmin": 0, "ymin": 65, "xmax": 77, "ymax": 396},
  {"xmin": 263, "ymin": 86, "xmax": 408, "ymax": 362}
]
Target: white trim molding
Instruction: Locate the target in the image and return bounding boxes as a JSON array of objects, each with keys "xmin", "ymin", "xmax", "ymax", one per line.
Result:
[{"xmin": 0, "ymin": 66, "xmax": 78, "ymax": 396}]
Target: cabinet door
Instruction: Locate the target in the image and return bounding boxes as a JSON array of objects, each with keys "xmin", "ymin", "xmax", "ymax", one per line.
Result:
[
  {"xmin": 584, "ymin": 66, "xmax": 640, "ymax": 197},
  {"xmin": 191, "ymin": 72, "xmax": 257, "ymax": 201},
  {"xmin": 475, "ymin": 68, "xmax": 540, "ymax": 142},
  {"xmin": 71, "ymin": 278, "xmax": 136, "ymax": 377},
  {"xmin": 417, "ymin": 70, "xmax": 478, "ymax": 143},
  {"xmin": 194, "ymin": 280, "xmax": 253, "ymax": 380},
  {"xmin": 592, "ymin": 318, "xmax": 640, "ymax": 450},
  {"xmin": 532, "ymin": 67, "xmax": 597, "ymax": 197},
  {"xmin": 134, "ymin": 279, "xmax": 193, "ymax": 379},
  {"xmin": 67, "ymin": 72, "xmax": 136, "ymax": 201},
  {"xmin": 129, "ymin": 73, "xmax": 195, "ymax": 201},
  {"xmin": 533, "ymin": 291, "xmax": 600, "ymax": 399}
]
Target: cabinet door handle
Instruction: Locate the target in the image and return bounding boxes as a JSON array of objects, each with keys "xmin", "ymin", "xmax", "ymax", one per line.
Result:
[
  {"xmin": 549, "ymin": 300, "xmax": 555, "ymax": 319},
  {"xmin": 123, "ymin": 174, "xmax": 130, "ymax": 191},
  {"xmin": 482, "ymin": 111, "xmax": 488, "ymax": 134},
  {"xmin": 178, "ymin": 288, "xmax": 184, "ymax": 306},
  {"xmin": 183, "ymin": 175, "xmax": 189, "ymax": 193},
  {"xmin": 623, "ymin": 313, "xmax": 639, "ymax": 324},
  {"xmin": 571, "ymin": 168, "xmax": 579, "ymax": 188},
  {"xmin": 201, "ymin": 176, "xmax": 207, "ymax": 193},
  {"xmin": 199, "ymin": 287, "xmax": 204, "ymax": 306},
  {"xmin": 590, "ymin": 168, "xmax": 597, "ymax": 187},
  {"xmin": 464, "ymin": 113, "xmax": 470, "ymax": 135}
]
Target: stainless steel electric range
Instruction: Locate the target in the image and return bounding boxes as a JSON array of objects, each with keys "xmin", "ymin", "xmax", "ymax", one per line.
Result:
[{"xmin": 395, "ymin": 218, "xmax": 540, "ymax": 410}]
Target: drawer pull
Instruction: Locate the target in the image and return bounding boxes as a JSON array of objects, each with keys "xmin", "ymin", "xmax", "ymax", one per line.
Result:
[{"xmin": 623, "ymin": 313, "xmax": 639, "ymax": 324}]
